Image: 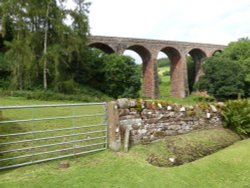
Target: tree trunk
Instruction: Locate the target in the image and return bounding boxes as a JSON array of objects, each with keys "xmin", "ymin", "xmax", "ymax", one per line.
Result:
[
  {"xmin": 43, "ymin": 3, "xmax": 49, "ymax": 90},
  {"xmin": 17, "ymin": 31, "xmax": 23, "ymax": 90}
]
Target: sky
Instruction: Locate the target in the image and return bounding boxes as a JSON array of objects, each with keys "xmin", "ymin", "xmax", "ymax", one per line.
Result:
[{"xmin": 67, "ymin": 0, "xmax": 250, "ymax": 62}]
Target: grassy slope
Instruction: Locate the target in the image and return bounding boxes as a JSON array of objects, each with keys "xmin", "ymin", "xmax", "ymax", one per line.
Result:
[
  {"xmin": 153, "ymin": 66, "xmax": 200, "ymax": 105},
  {"xmin": 130, "ymin": 128, "xmax": 240, "ymax": 167},
  {"xmin": 158, "ymin": 66, "xmax": 171, "ymax": 99}
]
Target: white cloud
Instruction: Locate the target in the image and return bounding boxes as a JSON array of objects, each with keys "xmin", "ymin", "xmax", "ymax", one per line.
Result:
[
  {"xmin": 83, "ymin": 0, "xmax": 250, "ymax": 45},
  {"xmin": 66, "ymin": 0, "xmax": 250, "ymax": 62}
]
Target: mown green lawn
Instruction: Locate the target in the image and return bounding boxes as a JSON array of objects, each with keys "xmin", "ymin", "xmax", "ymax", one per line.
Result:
[
  {"xmin": 0, "ymin": 97, "xmax": 106, "ymax": 169},
  {"xmin": 0, "ymin": 138, "xmax": 249, "ymax": 188},
  {"xmin": 0, "ymin": 97, "xmax": 250, "ymax": 187}
]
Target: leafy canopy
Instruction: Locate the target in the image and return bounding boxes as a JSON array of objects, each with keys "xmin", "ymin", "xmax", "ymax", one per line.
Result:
[{"xmin": 195, "ymin": 38, "xmax": 250, "ymax": 99}]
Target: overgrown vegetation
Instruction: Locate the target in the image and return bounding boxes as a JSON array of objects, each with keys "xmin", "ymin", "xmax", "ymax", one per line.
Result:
[
  {"xmin": 0, "ymin": 87, "xmax": 112, "ymax": 102},
  {"xmin": 222, "ymin": 99, "xmax": 250, "ymax": 135}
]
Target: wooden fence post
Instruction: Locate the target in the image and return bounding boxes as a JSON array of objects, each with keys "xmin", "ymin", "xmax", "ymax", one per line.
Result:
[{"xmin": 107, "ymin": 101, "xmax": 121, "ymax": 151}]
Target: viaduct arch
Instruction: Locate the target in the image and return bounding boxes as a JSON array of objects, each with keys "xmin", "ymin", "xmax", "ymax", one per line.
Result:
[{"xmin": 88, "ymin": 35, "xmax": 225, "ymax": 98}]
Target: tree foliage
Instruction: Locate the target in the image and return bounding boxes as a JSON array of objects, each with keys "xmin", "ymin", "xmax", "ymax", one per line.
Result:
[
  {"xmin": 222, "ymin": 38, "xmax": 250, "ymax": 95},
  {"xmin": 187, "ymin": 56, "xmax": 196, "ymax": 93},
  {"xmin": 195, "ymin": 56, "xmax": 245, "ymax": 100},
  {"xmin": 0, "ymin": 0, "xmax": 90, "ymax": 90},
  {"xmin": 73, "ymin": 49, "xmax": 141, "ymax": 98},
  {"xmin": 102, "ymin": 54, "xmax": 141, "ymax": 98},
  {"xmin": 195, "ymin": 38, "xmax": 250, "ymax": 100},
  {"xmin": 157, "ymin": 58, "xmax": 170, "ymax": 67},
  {"xmin": 0, "ymin": 1, "xmax": 141, "ymax": 99}
]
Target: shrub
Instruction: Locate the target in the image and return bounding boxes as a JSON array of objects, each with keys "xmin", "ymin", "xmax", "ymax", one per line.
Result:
[
  {"xmin": 162, "ymin": 70, "xmax": 170, "ymax": 76},
  {"xmin": 102, "ymin": 54, "xmax": 141, "ymax": 98},
  {"xmin": 222, "ymin": 100, "xmax": 250, "ymax": 135},
  {"xmin": 0, "ymin": 89, "xmax": 112, "ymax": 102},
  {"xmin": 157, "ymin": 58, "xmax": 170, "ymax": 67},
  {"xmin": 53, "ymin": 80, "xmax": 78, "ymax": 94},
  {"xmin": 194, "ymin": 56, "xmax": 246, "ymax": 100},
  {"xmin": 192, "ymin": 91, "xmax": 215, "ymax": 102},
  {"xmin": 187, "ymin": 56, "xmax": 196, "ymax": 93}
]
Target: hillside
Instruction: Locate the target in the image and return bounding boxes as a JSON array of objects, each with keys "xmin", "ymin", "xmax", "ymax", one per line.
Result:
[{"xmin": 158, "ymin": 65, "xmax": 171, "ymax": 99}]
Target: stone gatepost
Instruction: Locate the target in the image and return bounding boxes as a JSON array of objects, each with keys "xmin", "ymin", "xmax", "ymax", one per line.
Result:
[{"xmin": 107, "ymin": 101, "xmax": 121, "ymax": 151}]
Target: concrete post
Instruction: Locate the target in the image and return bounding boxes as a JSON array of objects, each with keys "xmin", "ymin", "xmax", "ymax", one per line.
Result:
[{"xmin": 107, "ymin": 101, "xmax": 121, "ymax": 151}]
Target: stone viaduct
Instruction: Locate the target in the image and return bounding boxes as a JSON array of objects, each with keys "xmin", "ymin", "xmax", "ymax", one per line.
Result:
[{"xmin": 88, "ymin": 35, "xmax": 225, "ymax": 98}]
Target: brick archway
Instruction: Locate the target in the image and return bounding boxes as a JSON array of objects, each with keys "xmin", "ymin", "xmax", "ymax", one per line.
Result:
[
  {"xmin": 159, "ymin": 47, "xmax": 187, "ymax": 98},
  {"xmin": 125, "ymin": 45, "xmax": 155, "ymax": 98},
  {"xmin": 89, "ymin": 42, "xmax": 115, "ymax": 54},
  {"xmin": 212, "ymin": 49, "xmax": 223, "ymax": 56},
  {"xmin": 189, "ymin": 48, "xmax": 207, "ymax": 83}
]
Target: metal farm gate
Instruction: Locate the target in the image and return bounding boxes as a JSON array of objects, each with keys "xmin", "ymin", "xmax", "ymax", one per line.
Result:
[{"xmin": 0, "ymin": 103, "xmax": 107, "ymax": 170}]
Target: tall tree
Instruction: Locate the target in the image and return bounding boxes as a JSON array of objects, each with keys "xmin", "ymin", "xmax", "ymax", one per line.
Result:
[
  {"xmin": 1, "ymin": 0, "xmax": 33, "ymax": 90},
  {"xmin": 42, "ymin": 1, "xmax": 49, "ymax": 89},
  {"xmin": 0, "ymin": 0, "xmax": 91, "ymax": 91},
  {"xmin": 222, "ymin": 38, "xmax": 250, "ymax": 96},
  {"xmin": 195, "ymin": 55, "xmax": 245, "ymax": 100}
]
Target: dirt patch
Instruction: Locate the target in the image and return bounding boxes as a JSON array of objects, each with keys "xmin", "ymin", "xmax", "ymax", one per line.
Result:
[{"xmin": 58, "ymin": 161, "xmax": 70, "ymax": 169}]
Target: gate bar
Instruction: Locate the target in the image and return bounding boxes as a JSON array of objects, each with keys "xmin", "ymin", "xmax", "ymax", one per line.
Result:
[
  {"xmin": 0, "ymin": 136, "xmax": 106, "ymax": 154},
  {"xmin": 0, "ymin": 124, "xmax": 106, "ymax": 137},
  {"xmin": 0, "ymin": 102, "xmax": 106, "ymax": 110},
  {"xmin": 0, "ymin": 142, "xmax": 106, "ymax": 162},
  {"xmin": 0, "ymin": 114, "xmax": 105, "ymax": 124},
  {"xmin": 0, "ymin": 130, "xmax": 106, "ymax": 146}
]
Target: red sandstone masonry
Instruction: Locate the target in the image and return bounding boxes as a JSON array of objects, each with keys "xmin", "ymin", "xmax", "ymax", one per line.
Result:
[
  {"xmin": 107, "ymin": 99, "xmax": 223, "ymax": 151},
  {"xmin": 88, "ymin": 36, "xmax": 225, "ymax": 98}
]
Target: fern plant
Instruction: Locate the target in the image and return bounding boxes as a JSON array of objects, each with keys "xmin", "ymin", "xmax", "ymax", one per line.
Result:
[{"xmin": 221, "ymin": 100, "xmax": 250, "ymax": 135}]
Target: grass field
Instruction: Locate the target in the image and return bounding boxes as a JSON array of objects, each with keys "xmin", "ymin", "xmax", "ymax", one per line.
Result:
[
  {"xmin": 155, "ymin": 66, "xmax": 202, "ymax": 105},
  {"xmin": 0, "ymin": 97, "xmax": 106, "ymax": 169},
  {"xmin": 158, "ymin": 66, "xmax": 171, "ymax": 99},
  {"xmin": 0, "ymin": 97, "xmax": 250, "ymax": 187},
  {"xmin": 0, "ymin": 136, "xmax": 249, "ymax": 187}
]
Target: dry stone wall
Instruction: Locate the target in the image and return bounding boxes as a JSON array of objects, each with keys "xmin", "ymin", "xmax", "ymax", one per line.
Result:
[{"xmin": 116, "ymin": 99, "xmax": 223, "ymax": 144}]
